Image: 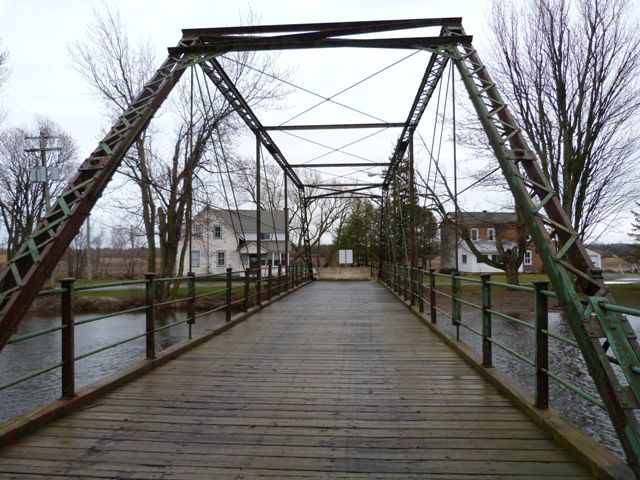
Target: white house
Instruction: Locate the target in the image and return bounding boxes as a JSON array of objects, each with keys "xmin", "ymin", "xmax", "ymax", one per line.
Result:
[
  {"xmin": 586, "ymin": 248, "xmax": 602, "ymax": 270},
  {"xmin": 179, "ymin": 207, "xmax": 289, "ymax": 275}
]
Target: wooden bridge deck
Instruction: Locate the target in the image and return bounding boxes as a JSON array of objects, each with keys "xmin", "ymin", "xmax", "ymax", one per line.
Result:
[{"xmin": 0, "ymin": 281, "xmax": 593, "ymax": 479}]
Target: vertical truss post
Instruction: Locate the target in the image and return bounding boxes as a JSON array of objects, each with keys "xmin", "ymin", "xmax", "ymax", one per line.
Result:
[
  {"xmin": 379, "ymin": 189, "xmax": 387, "ymax": 279},
  {"xmin": 256, "ymin": 136, "xmax": 262, "ymax": 307},
  {"xmin": 300, "ymin": 192, "xmax": 314, "ymax": 280},
  {"xmin": 409, "ymin": 134, "xmax": 417, "ymax": 307},
  {"xmin": 444, "ymin": 24, "xmax": 640, "ymax": 472},
  {"xmin": 284, "ymin": 174, "xmax": 290, "ymax": 290}
]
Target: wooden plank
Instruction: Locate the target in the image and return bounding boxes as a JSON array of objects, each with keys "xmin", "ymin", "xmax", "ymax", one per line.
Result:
[{"xmin": 0, "ymin": 281, "xmax": 596, "ymax": 478}]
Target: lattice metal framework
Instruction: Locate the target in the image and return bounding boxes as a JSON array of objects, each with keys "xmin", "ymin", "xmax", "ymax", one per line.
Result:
[{"xmin": 0, "ymin": 17, "xmax": 637, "ymax": 475}]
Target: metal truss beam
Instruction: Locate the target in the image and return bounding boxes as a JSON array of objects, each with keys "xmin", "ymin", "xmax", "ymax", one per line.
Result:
[
  {"xmin": 181, "ymin": 18, "xmax": 463, "ymax": 37},
  {"xmin": 306, "ymin": 183, "xmax": 381, "ymax": 188},
  {"xmin": 170, "ymin": 36, "xmax": 472, "ymax": 54},
  {"xmin": 290, "ymin": 162, "xmax": 390, "ymax": 168},
  {"xmin": 264, "ymin": 123, "xmax": 404, "ymax": 131},
  {"xmin": 383, "ymin": 42, "xmax": 450, "ymax": 188},
  {"xmin": 0, "ymin": 45, "xmax": 196, "ymax": 352},
  {"xmin": 444, "ymin": 24, "xmax": 640, "ymax": 474},
  {"xmin": 198, "ymin": 59, "xmax": 303, "ymax": 189}
]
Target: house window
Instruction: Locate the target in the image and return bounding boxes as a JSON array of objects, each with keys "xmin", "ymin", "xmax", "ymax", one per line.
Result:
[
  {"xmin": 487, "ymin": 228, "xmax": 495, "ymax": 241},
  {"xmin": 259, "ymin": 232, "xmax": 272, "ymax": 240},
  {"xmin": 470, "ymin": 228, "xmax": 479, "ymax": 241},
  {"xmin": 193, "ymin": 224, "xmax": 203, "ymax": 239},
  {"xmin": 213, "ymin": 224, "xmax": 222, "ymax": 238},
  {"xmin": 461, "ymin": 254, "xmax": 468, "ymax": 264},
  {"xmin": 524, "ymin": 250, "xmax": 533, "ymax": 265},
  {"xmin": 491, "ymin": 254, "xmax": 500, "ymax": 263},
  {"xmin": 216, "ymin": 250, "xmax": 226, "ymax": 267},
  {"xmin": 191, "ymin": 250, "xmax": 200, "ymax": 269}
]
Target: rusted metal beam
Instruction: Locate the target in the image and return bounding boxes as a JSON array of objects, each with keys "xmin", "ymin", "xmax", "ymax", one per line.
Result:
[
  {"xmin": 383, "ymin": 48, "xmax": 449, "ymax": 188},
  {"xmin": 170, "ymin": 36, "xmax": 472, "ymax": 54},
  {"xmin": 198, "ymin": 59, "xmax": 303, "ymax": 189},
  {"xmin": 181, "ymin": 18, "xmax": 463, "ymax": 38}
]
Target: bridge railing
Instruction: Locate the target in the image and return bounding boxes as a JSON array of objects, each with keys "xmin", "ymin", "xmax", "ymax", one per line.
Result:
[
  {"xmin": 0, "ymin": 263, "xmax": 309, "ymax": 409},
  {"xmin": 381, "ymin": 263, "xmax": 636, "ymax": 441}
]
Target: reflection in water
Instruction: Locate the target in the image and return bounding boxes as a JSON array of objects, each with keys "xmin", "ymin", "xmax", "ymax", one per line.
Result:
[
  {"xmin": 438, "ymin": 307, "xmax": 628, "ymax": 458},
  {"xmin": 0, "ymin": 309, "xmax": 225, "ymax": 423}
]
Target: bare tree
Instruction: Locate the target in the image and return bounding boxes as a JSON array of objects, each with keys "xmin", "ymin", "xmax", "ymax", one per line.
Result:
[
  {"xmin": 71, "ymin": 6, "xmax": 290, "ymax": 297},
  {"xmin": 0, "ymin": 42, "xmax": 8, "ymax": 123},
  {"xmin": 111, "ymin": 224, "xmax": 144, "ymax": 278},
  {"xmin": 488, "ymin": 0, "xmax": 640, "ymax": 240},
  {"xmin": 0, "ymin": 118, "xmax": 76, "ymax": 258}
]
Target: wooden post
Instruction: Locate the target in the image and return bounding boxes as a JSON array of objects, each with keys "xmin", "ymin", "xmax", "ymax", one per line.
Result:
[
  {"xmin": 452, "ymin": 272, "xmax": 461, "ymax": 341},
  {"xmin": 145, "ymin": 273, "xmax": 156, "ymax": 359},
  {"xmin": 267, "ymin": 265, "xmax": 273, "ymax": 301},
  {"xmin": 429, "ymin": 269, "xmax": 436, "ymax": 323},
  {"xmin": 226, "ymin": 267, "xmax": 232, "ymax": 322},
  {"xmin": 243, "ymin": 268, "xmax": 250, "ymax": 311},
  {"xmin": 284, "ymin": 174, "xmax": 289, "ymax": 291},
  {"xmin": 534, "ymin": 281, "xmax": 550, "ymax": 409},
  {"xmin": 481, "ymin": 274, "xmax": 492, "ymax": 367},
  {"xmin": 60, "ymin": 278, "xmax": 75, "ymax": 398}
]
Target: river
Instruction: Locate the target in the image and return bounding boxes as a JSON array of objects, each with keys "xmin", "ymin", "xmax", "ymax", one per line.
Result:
[{"xmin": 0, "ymin": 309, "xmax": 225, "ymax": 423}]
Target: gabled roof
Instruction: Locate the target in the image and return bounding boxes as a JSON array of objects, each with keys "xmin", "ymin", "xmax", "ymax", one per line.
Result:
[
  {"xmin": 448, "ymin": 211, "xmax": 517, "ymax": 225},
  {"xmin": 194, "ymin": 207, "xmax": 285, "ymax": 233}
]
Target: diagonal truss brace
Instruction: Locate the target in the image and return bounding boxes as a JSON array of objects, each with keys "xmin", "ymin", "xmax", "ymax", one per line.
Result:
[
  {"xmin": 383, "ymin": 37, "xmax": 451, "ymax": 189},
  {"xmin": 198, "ymin": 59, "xmax": 303, "ymax": 189},
  {"xmin": 0, "ymin": 46, "xmax": 208, "ymax": 352},
  {"xmin": 443, "ymin": 24, "xmax": 640, "ymax": 474}
]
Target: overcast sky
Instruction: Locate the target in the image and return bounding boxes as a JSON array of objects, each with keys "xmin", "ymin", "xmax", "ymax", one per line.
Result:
[{"xmin": 0, "ymin": 0, "xmax": 638, "ymax": 243}]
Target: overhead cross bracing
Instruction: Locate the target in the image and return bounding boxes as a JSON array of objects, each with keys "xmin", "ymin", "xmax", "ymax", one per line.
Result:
[{"xmin": 1, "ymin": 16, "xmax": 640, "ymax": 477}]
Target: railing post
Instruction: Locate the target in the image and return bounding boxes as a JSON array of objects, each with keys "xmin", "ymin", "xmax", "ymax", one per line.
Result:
[
  {"xmin": 534, "ymin": 281, "xmax": 550, "ymax": 409},
  {"xmin": 418, "ymin": 269, "xmax": 424, "ymax": 313},
  {"xmin": 278, "ymin": 264, "xmax": 282, "ymax": 296},
  {"xmin": 243, "ymin": 268, "xmax": 250, "ymax": 311},
  {"xmin": 451, "ymin": 271, "xmax": 461, "ymax": 341},
  {"xmin": 410, "ymin": 267, "xmax": 416, "ymax": 307},
  {"xmin": 403, "ymin": 266, "xmax": 409, "ymax": 301},
  {"xmin": 256, "ymin": 264, "xmax": 262, "ymax": 307},
  {"xmin": 226, "ymin": 267, "xmax": 233, "ymax": 322},
  {"xmin": 267, "ymin": 265, "xmax": 273, "ymax": 301},
  {"xmin": 187, "ymin": 271, "xmax": 195, "ymax": 339},
  {"xmin": 145, "ymin": 272, "xmax": 156, "ymax": 359},
  {"xmin": 60, "ymin": 277, "xmax": 75, "ymax": 398},
  {"xmin": 481, "ymin": 274, "xmax": 492, "ymax": 367},
  {"xmin": 429, "ymin": 269, "xmax": 437, "ymax": 323}
]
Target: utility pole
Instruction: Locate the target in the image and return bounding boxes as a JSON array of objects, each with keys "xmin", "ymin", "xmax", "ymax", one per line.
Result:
[{"xmin": 25, "ymin": 131, "xmax": 62, "ymax": 287}]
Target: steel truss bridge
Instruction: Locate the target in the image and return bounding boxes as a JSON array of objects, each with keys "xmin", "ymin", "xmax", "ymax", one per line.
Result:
[{"xmin": 0, "ymin": 17, "xmax": 639, "ymax": 478}]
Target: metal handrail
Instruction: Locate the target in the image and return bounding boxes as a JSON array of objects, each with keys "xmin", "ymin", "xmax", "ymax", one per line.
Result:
[
  {"xmin": 1, "ymin": 263, "xmax": 311, "ymax": 401},
  {"xmin": 382, "ymin": 263, "xmax": 640, "ymax": 413}
]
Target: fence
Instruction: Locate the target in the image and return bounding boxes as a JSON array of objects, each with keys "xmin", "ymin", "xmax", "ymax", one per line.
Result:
[
  {"xmin": 0, "ymin": 263, "xmax": 310, "ymax": 401},
  {"xmin": 381, "ymin": 263, "xmax": 638, "ymax": 415}
]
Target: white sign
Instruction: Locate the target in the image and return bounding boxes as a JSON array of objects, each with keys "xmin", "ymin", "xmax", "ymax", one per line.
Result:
[{"xmin": 338, "ymin": 249, "xmax": 353, "ymax": 265}]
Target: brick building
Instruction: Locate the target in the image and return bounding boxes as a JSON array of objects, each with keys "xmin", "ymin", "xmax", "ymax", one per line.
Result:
[{"xmin": 440, "ymin": 211, "xmax": 543, "ymax": 273}]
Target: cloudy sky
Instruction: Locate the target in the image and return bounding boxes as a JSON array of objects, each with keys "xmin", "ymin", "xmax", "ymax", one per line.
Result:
[{"xmin": 0, "ymin": 0, "xmax": 638, "ymax": 243}]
